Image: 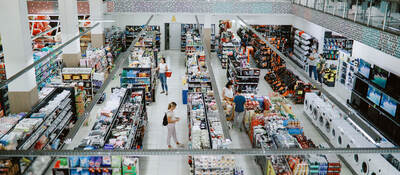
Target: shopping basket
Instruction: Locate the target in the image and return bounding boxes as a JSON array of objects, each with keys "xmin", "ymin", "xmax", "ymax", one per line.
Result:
[{"xmin": 165, "ymin": 71, "xmax": 172, "ymax": 78}]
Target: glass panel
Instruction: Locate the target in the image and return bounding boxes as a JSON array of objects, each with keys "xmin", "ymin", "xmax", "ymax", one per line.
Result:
[
  {"xmin": 316, "ymin": 0, "xmax": 325, "ymax": 10},
  {"xmin": 325, "ymin": 0, "xmax": 336, "ymax": 14},
  {"xmin": 369, "ymin": 0, "xmax": 386, "ymax": 29},
  {"xmin": 347, "ymin": 0, "xmax": 359, "ymax": 21},
  {"xmin": 355, "ymin": 0, "xmax": 370, "ymax": 24},
  {"xmin": 386, "ymin": 1, "xmax": 400, "ymax": 33}
]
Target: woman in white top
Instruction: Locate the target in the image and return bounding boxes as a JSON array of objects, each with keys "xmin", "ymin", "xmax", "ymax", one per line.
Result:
[
  {"xmin": 166, "ymin": 102, "xmax": 182, "ymax": 149},
  {"xmin": 158, "ymin": 57, "xmax": 169, "ymax": 95},
  {"xmin": 222, "ymin": 81, "xmax": 234, "ymax": 102}
]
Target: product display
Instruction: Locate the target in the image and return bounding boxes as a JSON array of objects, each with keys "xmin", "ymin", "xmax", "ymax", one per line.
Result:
[
  {"xmin": 305, "ymin": 92, "xmax": 400, "ymax": 174},
  {"xmin": 350, "ymin": 60, "xmax": 400, "ymax": 144},
  {"xmin": 52, "ymin": 156, "xmax": 139, "ymax": 175},
  {"xmin": 0, "ymin": 88, "xmax": 76, "ymax": 174},
  {"xmin": 290, "ymin": 29, "xmax": 318, "ymax": 69},
  {"xmin": 238, "ymin": 25, "xmax": 291, "ymax": 69},
  {"xmin": 62, "ymin": 68, "xmax": 94, "ymax": 102},
  {"xmin": 338, "ymin": 51, "xmax": 357, "ymax": 90},
  {"xmin": 33, "ymin": 47, "xmax": 62, "ymax": 90},
  {"xmin": 323, "ymin": 31, "xmax": 353, "ymax": 60}
]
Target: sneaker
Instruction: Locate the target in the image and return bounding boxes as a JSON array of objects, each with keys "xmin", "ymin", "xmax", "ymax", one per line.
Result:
[
  {"xmin": 176, "ymin": 142, "xmax": 184, "ymax": 148},
  {"xmin": 161, "ymin": 91, "xmax": 165, "ymax": 94},
  {"xmin": 166, "ymin": 92, "xmax": 168, "ymax": 95}
]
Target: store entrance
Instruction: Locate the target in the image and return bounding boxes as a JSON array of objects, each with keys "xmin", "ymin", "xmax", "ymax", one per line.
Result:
[{"xmin": 169, "ymin": 22, "xmax": 181, "ymax": 50}]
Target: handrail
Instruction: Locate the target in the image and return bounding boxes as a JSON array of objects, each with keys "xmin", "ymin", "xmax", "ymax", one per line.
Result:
[{"xmin": 0, "ymin": 23, "xmax": 100, "ymax": 88}]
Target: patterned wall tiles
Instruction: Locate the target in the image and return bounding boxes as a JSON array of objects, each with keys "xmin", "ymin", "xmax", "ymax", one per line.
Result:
[
  {"xmin": 77, "ymin": 1, "xmax": 90, "ymax": 15},
  {"xmin": 109, "ymin": 0, "xmax": 291, "ymax": 14},
  {"xmin": 292, "ymin": 4, "xmax": 400, "ymax": 58},
  {"xmin": 27, "ymin": 1, "xmax": 57, "ymax": 14}
]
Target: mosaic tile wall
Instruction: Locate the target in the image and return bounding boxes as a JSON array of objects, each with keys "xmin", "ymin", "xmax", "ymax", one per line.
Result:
[
  {"xmin": 292, "ymin": 5, "xmax": 400, "ymax": 58},
  {"xmin": 28, "ymin": 1, "xmax": 90, "ymax": 15},
  {"xmin": 108, "ymin": 0, "xmax": 292, "ymax": 14}
]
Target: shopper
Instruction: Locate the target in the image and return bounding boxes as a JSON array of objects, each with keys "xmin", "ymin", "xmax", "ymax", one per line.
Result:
[
  {"xmin": 233, "ymin": 89, "xmax": 246, "ymax": 132},
  {"xmin": 308, "ymin": 49, "xmax": 319, "ymax": 81},
  {"xmin": 166, "ymin": 102, "xmax": 182, "ymax": 149},
  {"xmin": 158, "ymin": 57, "xmax": 169, "ymax": 95},
  {"xmin": 222, "ymin": 82, "xmax": 234, "ymax": 102},
  {"xmin": 317, "ymin": 57, "xmax": 326, "ymax": 83}
]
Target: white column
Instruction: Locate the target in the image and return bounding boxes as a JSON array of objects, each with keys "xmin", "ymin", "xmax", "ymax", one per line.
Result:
[
  {"xmin": 89, "ymin": 0, "xmax": 105, "ymax": 48},
  {"xmin": 203, "ymin": 15, "xmax": 212, "ymax": 53},
  {"xmin": 59, "ymin": 0, "xmax": 82, "ymax": 67},
  {"xmin": 0, "ymin": 0, "xmax": 38, "ymax": 112}
]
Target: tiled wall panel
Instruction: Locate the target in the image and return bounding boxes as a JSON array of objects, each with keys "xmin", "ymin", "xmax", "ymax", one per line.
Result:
[{"xmin": 292, "ymin": 5, "xmax": 400, "ymax": 58}]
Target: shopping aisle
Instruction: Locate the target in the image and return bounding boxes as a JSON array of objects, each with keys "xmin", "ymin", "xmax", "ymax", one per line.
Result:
[
  {"xmin": 210, "ymin": 53, "xmax": 353, "ymax": 174},
  {"xmin": 210, "ymin": 53, "xmax": 263, "ymax": 175},
  {"xmin": 66, "ymin": 59, "xmax": 124, "ymax": 150},
  {"xmin": 140, "ymin": 50, "xmax": 190, "ymax": 175}
]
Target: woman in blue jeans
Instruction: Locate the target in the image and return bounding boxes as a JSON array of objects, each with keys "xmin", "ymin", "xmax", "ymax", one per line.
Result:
[{"xmin": 158, "ymin": 57, "xmax": 169, "ymax": 95}]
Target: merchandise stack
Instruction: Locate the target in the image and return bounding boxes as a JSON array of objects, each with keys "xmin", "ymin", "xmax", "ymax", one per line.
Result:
[
  {"xmin": 185, "ymin": 32, "xmax": 243, "ymax": 175},
  {"xmin": 291, "ymin": 29, "xmax": 318, "ymax": 69},
  {"xmin": 240, "ymin": 93, "xmax": 341, "ymax": 175},
  {"xmin": 70, "ymin": 88, "xmax": 145, "ymax": 175},
  {"xmin": 52, "ymin": 156, "xmax": 140, "ymax": 175},
  {"xmin": 126, "ymin": 25, "xmax": 160, "ymax": 49},
  {"xmin": 238, "ymin": 25, "xmax": 291, "ymax": 69},
  {"xmin": 0, "ymin": 62, "xmax": 9, "ymax": 117},
  {"xmin": 121, "ymin": 32, "xmax": 159, "ymax": 103},
  {"xmin": 217, "ymin": 21, "xmax": 241, "ymax": 69},
  {"xmin": 0, "ymin": 87, "xmax": 77, "ymax": 174},
  {"xmin": 185, "ymin": 35, "xmax": 211, "ymax": 93},
  {"xmin": 226, "ymin": 54, "xmax": 260, "ymax": 94},
  {"xmin": 181, "ymin": 24, "xmax": 202, "ymax": 52},
  {"xmin": 62, "ymin": 68, "xmax": 94, "ymax": 103},
  {"xmin": 210, "ymin": 24, "xmax": 216, "ymax": 52},
  {"xmin": 323, "ymin": 31, "xmax": 353, "ymax": 61},
  {"xmin": 33, "ymin": 47, "xmax": 62, "ymax": 90},
  {"xmin": 338, "ymin": 51, "xmax": 357, "ymax": 90},
  {"xmin": 105, "ymin": 26, "xmax": 127, "ymax": 58}
]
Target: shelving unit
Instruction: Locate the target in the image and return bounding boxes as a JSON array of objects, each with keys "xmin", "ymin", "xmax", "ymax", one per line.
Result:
[
  {"xmin": 227, "ymin": 57, "xmax": 260, "ymax": 94},
  {"xmin": 338, "ymin": 51, "xmax": 356, "ymax": 90},
  {"xmin": 181, "ymin": 24, "xmax": 203, "ymax": 52},
  {"xmin": 291, "ymin": 29, "xmax": 318, "ymax": 69},
  {"xmin": 0, "ymin": 88, "xmax": 76, "ymax": 174},
  {"xmin": 104, "ymin": 88, "xmax": 147, "ymax": 150},
  {"xmin": 62, "ymin": 68, "xmax": 94, "ymax": 102},
  {"xmin": 120, "ymin": 67, "xmax": 156, "ymax": 103},
  {"xmin": 105, "ymin": 27, "xmax": 127, "ymax": 58},
  {"xmin": 323, "ymin": 31, "xmax": 353, "ymax": 60},
  {"xmin": 211, "ymin": 24, "xmax": 216, "ymax": 52},
  {"xmin": 34, "ymin": 50, "xmax": 62, "ymax": 90},
  {"xmin": 240, "ymin": 25, "xmax": 291, "ymax": 69}
]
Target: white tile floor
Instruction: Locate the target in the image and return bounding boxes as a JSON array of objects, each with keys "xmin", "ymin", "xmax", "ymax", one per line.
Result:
[{"xmin": 67, "ymin": 50, "xmax": 352, "ymax": 175}]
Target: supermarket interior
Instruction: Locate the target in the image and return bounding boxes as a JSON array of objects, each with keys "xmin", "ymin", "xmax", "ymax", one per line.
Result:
[{"xmin": 1, "ymin": 0, "xmax": 400, "ymax": 175}]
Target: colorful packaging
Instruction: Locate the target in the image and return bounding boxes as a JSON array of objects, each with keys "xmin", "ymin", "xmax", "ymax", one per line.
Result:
[
  {"xmin": 69, "ymin": 157, "xmax": 80, "ymax": 168},
  {"xmin": 80, "ymin": 156, "xmax": 90, "ymax": 168}
]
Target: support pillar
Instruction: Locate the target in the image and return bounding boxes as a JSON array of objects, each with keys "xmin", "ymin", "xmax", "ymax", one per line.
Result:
[
  {"xmin": 59, "ymin": 0, "xmax": 82, "ymax": 67},
  {"xmin": 0, "ymin": 0, "xmax": 38, "ymax": 113},
  {"xmin": 89, "ymin": 0, "xmax": 105, "ymax": 48},
  {"xmin": 203, "ymin": 15, "xmax": 212, "ymax": 55}
]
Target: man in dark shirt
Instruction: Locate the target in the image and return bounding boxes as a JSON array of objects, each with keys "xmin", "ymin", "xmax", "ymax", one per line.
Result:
[{"xmin": 233, "ymin": 89, "xmax": 246, "ymax": 132}]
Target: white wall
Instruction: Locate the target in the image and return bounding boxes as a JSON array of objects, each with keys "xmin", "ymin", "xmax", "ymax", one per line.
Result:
[{"xmin": 352, "ymin": 41, "xmax": 400, "ymax": 76}]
